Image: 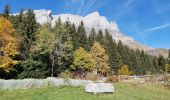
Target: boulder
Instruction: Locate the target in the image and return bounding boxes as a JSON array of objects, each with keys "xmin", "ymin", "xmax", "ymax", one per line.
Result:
[{"xmin": 85, "ymin": 82, "xmax": 114, "ymax": 94}]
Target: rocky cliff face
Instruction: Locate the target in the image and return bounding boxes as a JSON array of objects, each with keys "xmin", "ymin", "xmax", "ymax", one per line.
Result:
[{"xmin": 14, "ymin": 10, "xmax": 168, "ymax": 58}]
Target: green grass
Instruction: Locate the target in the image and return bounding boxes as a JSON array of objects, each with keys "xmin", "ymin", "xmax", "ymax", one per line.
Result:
[{"xmin": 0, "ymin": 83, "xmax": 170, "ymax": 100}]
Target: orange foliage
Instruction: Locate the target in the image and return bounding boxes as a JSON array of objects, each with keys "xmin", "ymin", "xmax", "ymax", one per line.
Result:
[{"xmin": 0, "ymin": 17, "xmax": 19, "ymax": 72}]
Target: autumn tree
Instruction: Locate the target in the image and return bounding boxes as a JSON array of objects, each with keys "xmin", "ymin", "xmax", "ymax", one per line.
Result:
[
  {"xmin": 118, "ymin": 65, "xmax": 131, "ymax": 75},
  {"xmin": 90, "ymin": 42, "xmax": 109, "ymax": 75},
  {"xmin": 165, "ymin": 64, "xmax": 170, "ymax": 74},
  {"xmin": 0, "ymin": 17, "xmax": 19, "ymax": 72},
  {"xmin": 71, "ymin": 47, "xmax": 95, "ymax": 74}
]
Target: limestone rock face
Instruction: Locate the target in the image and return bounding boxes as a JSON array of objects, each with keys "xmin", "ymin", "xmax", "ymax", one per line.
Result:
[{"xmin": 85, "ymin": 83, "xmax": 114, "ymax": 93}]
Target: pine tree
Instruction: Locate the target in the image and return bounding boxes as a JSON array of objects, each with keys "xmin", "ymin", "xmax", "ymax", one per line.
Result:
[
  {"xmin": 18, "ymin": 9, "xmax": 38, "ymax": 60},
  {"xmin": 109, "ymin": 40, "xmax": 123, "ymax": 74},
  {"xmin": 11, "ymin": 9, "xmax": 24, "ymax": 30},
  {"xmin": 53, "ymin": 17, "xmax": 64, "ymax": 37},
  {"xmin": 3, "ymin": 4, "xmax": 10, "ymax": 19},
  {"xmin": 158, "ymin": 55, "xmax": 166, "ymax": 71},
  {"xmin": 88, "ymin": 28, "xmax": 96, "ymax": 50},
  {"xmin": 17, "ymin": 9, "xmax": 42, "ymax": 78},
  {"xmin": 139, "ymin": 50, "xmax": 147, "ymax": 74},
  {"xmin": 96, "ymin": 29, "xmax": 104, "ymax": 46},
  {"xmin": 152, "ymin": 57, "xmax": 159, "ymax": 73},
  {"xmin": 134, "ymin": 49, "xmax": 143, "ymax": 75},
  {"xmin": 76, "ymin": 21, "xmax": 88, "ymax": 50},
  {"xmin": 33, "ymin": 23, "xmax": 55, "ymax": 77},
  {"xmin": 70, "ymin": 23, "xmax": 77, "ymax": 50}
]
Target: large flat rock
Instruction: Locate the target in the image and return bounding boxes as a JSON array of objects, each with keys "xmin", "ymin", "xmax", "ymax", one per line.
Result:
[{"xmin": 85, "ymin": 83, "xmax": 114, "ymax": 93}]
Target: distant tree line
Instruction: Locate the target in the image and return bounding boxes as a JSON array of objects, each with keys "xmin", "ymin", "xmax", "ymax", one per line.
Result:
[{"xmin": 0, "ymin": 5, "xmax": 169, "ymax": 79}]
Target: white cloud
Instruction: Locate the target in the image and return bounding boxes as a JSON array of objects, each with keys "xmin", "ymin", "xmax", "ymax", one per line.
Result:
[
  {"xmin": 137, "ymin": 24, "xmax": 170, "ymax": 38},
  {"xmin": 140, "ymin": 24, "xmax": 170, "ymax": 33}
]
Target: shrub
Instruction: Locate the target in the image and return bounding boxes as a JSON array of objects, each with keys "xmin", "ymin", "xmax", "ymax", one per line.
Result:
[
  {"xmin": 106, "ymin": 75, "xmax": 119, "ymax": 83},
  {"xmin": 118, "ymin": 65, "xmax": 132, "ymax": 75},
  {"xmin": 59, "ymin": 70, "xmax": 72, "ymax": 79},
  {"xmin": 85, "ymin": 72, "xmax": 99, "ymax": 81}
]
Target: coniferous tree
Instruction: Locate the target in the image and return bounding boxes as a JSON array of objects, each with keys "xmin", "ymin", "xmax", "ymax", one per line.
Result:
[
  {"xmin": 11, "ymin": 9, "xmax": 24, "ymax": 30},
  {"xmin": 3, "ymin": 4, "xmax": 10, "ymax": 19},
  {"xmin": 103, "ymin": 29, "xmax": 116, "ymax": 74},
  {"xmin": 110, "ymin": 40, "xmax": 123, "ymax": 74},
  {"xmin": 19, "ymin": 9, "xmax": 38, "ymax": 60},
  {"xmin": 17, "ymin": 9, "xmax": 39, "ymax": 78},
  {"xmin": 76, "ymin": 21, "xmax": 88, "ymax": 50},
  {"xmin": 96, "ymin": 29, "xmax": 104, "ymax": 46},
  {"xmin": 70, "ymin": 23, "xmax": 77, "ymax": 50},
  {"xmin": 134, "ymin": 50, "xmax": 143, "ymax": 75},
  {"xmin": 140, "ymin": 50, "xmax": 147, "ymax": 74},
  {"xmin": 152, "ymin": 57, "xmax": 159, "ymax": 73},
  {"xmin": 129, "ymin": 49, "xmax": 138, "ymax": 74},
  {"xmin": 88, "ymin": 28, "xmax": 96, "ymax": 49},
  {"xmin": 158, "ymin": 54, "xmax": 166, "ymax": 71}
]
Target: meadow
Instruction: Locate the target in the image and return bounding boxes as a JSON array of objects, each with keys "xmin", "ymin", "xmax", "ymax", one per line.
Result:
[{"xmin": 0, "ymin": 82, "xmax": 170, "ymax": 100}]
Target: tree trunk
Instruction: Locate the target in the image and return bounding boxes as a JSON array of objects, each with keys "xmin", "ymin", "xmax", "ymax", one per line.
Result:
[{"xmin": 51, "ymin": 55, "xmax": 54, "ymax": 77}]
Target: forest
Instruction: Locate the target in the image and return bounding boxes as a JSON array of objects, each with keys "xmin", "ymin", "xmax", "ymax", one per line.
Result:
[{"xmin": 0, "ymin": 5, "xmax": 170, "ymax": 79}]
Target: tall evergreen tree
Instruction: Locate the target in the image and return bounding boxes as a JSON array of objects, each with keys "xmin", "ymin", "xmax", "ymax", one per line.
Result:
[
  {"xmin": 76, "ymin": 21, "xmax": 88, "ymax": 50},
  {"xmin": 152, "ymin": 57, "xmax": 159, "ymax": 73},
  {"xmin": 3, "ymin": 4, "xmax": 10, "ymax": 19},
  {"xmin": 70, "ymin": 23, "xmax": 77, "ymax": 50},
  {"xmin": 110, "ymin": 41, "xmax": 123, "ymax": 74},
  {"xmin": 158, "ymin": 54, "xmax": 166, "ymax": 71},
  {"xmin": 17, "ymin": 9, "xmax": 39, "ymax": 78},
  {"xmin": 88, "ymin": 28, "xmax": 96, "ymax": 49},
  {"xmin": 96, "ymin": 29, "xmax": 104, "ymax": 46}
]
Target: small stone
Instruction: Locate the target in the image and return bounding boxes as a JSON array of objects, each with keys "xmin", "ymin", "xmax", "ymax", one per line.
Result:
[{"xmin": 85, "ymin": 82, "xmax": 114, "ymax": 94}]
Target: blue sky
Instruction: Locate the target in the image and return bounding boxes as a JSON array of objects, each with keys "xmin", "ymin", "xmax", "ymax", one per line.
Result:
[{"xmin": 0, "ymin": 0, "xmax": 170, "ymax": 48}]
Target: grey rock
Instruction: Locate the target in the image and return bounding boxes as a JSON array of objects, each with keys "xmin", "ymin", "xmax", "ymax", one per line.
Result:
[{"xmin": 85, "ymin": 83, "xmax": 114, "ymax": 93}]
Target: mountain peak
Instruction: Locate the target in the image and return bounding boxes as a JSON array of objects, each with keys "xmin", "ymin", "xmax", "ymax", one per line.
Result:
[{"xmin": 86, "ymin": 11, "xmax": 100, "ymax": 17}]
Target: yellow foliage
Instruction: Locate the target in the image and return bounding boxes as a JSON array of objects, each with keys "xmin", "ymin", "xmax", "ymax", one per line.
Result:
[
  {"xmin": 165, "ymin": 64, "xmax": 170, "ymax": 73},
  {"xmin": 118, "ymin": 65, "xmax": 132, "ymax": 75},
  {"xmin": 0, "ymin": 17, "xmax": 19, "ymax": 72},
  {"xmin": 90, "ymin": 42, "xmax": 109, "ymax": 75},
  {"xmin": 0, "ymin": 17, "xmax": 15, "ymax": 41},
  {"xmin": 72, "ymin": 47, "xmax": 96, "ymax": 72}
]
